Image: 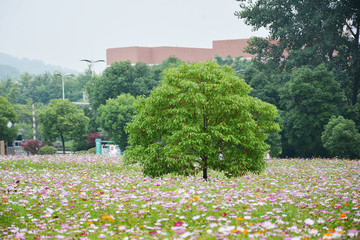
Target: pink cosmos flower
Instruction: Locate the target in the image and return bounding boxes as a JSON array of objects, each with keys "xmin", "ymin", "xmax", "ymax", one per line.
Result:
[{"xmin": 174, "ymin": 221, "xmax": 183, "ymax": 226}]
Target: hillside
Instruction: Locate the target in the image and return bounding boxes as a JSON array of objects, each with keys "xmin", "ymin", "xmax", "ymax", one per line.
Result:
[{"xmin": 0, "ymin": 52, "xmax": 77, "ymax": 79}]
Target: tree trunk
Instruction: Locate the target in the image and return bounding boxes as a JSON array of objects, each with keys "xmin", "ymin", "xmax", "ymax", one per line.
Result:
[
  {"xmin": 202, "ymin": 156, "xmax": 208, "ymax": 181},
  {"xmin": 61, "ymin": 134, "xmax": 65, "ymax": 154}
]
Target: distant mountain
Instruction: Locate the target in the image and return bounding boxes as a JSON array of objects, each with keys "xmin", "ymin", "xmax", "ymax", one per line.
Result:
[
  {"xmin": 0, "ymin": 52, "xmax": 77, "ymax": 79},
  {"xmin": 0, "ymin": 64, "xmax": 21, "ymax": 80}
]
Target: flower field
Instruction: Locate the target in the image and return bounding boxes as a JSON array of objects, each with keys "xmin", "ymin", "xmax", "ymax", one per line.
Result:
[{"xmin": 0, "ymin": 155, "xmax": 359, "ymax": 239}]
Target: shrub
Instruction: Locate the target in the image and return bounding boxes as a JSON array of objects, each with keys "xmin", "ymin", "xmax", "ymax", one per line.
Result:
[
  {"xmin": 71, "ymin": 137, "xmax": 88, "ymax": 152},
  {"xmin": 322, "ymin": 115, "xmax": 360, "ymax": 159},
  {"xmin": 87, "ymin": 147, "xmax": 96, "ymax": 154},
  {"xmin": 38, "ymin": 145, "xmax": 57, "ymax": 155},
  {"xmin": 20, "ymin": 139, "xmax": 44, "ymax": 155}
]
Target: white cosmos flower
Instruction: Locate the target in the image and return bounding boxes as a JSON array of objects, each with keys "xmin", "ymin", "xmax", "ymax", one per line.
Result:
[
  {"xmin": 192, "ymin": 215, "xmax": 200, "ymax": 220},
  {"xmin": 304, "ymin": 218, "xmax": 315, "ymax": 225}
]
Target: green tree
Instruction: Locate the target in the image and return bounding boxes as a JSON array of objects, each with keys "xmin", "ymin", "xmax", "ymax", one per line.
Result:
[
  {"xmin": 125, "ymin": 61, "xmax": 280, "ymax": 180},
  {"xmin": 151, "ymin": 56, "xmax": 185, "ymax": 82},
  {"xmin": 281, "ymin": 65, "xmax": 343, "ymax": 157},
  {"xmin": 96, "ymin": 94, "xmax": 136, "ymax": 152},
  {"xmin": 0, "ymin": 78, "xmax": 20, "ymax": 104},
  {"xmin": 235, "ymin": 0, "xmax": 360, "ymax": 105},
  {"xmin": 0, "ymin": 96, "xmax": 18, "ymax": 142},
  {"xmin": 86, "ymin": 61, "xmax": 156, "ymax": 111},
  {"xmin": 38, "ymin": 99, "xmax": 89, "ymax": 154},
  {"xmin": 322, "ymin": 115, "xmax": 360, "ymax": 159}
]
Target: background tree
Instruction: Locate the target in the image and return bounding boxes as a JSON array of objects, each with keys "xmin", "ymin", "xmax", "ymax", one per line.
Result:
[
  {"xmin": 0, "ymin": 96, "xmax": 18, "ymax": 142},
  {"xmin": 322, "ymin": 115, "xmax": 360, "ymax": 159},
  {"xmin": 86, "ymin": 61, "xmax": 155, "ymax": 111},
  {"xmin": 151, "ymin": 56, "xmax": 184, "ymax": 82},
  {"xmin": 280, "ymin": 65, "xmax": 343, "ymax": 157},
  {"xmin": 235, "ymin": 0, "xmax": 360, "ymax": 105},
  {"xmin": 96, "ymin": 93, "xmax": 136, "ymax": 152},
  {"xmin": 38, "ymin": 99, "xmax": 89, "ymax": 153},
  {"xmin": 125, "ymin": 61, "xmax": 280, "ymax": 180}
]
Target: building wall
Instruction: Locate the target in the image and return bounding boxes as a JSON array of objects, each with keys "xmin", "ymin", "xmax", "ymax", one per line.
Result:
[
  {"xmin": 106, "ymin": 39, "xmax": 253, "ymax": 65},
  {"xmin": 212, "ymin": 39, "xmax": 255, "ymax": 59}
]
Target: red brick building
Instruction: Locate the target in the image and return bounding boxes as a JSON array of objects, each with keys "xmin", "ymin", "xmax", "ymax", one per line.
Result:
[{"xmin": 106, "ymin": 39, "xmax": 255, "ymax": 65}]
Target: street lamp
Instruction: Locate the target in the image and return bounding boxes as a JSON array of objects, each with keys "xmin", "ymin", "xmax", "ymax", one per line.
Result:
[
  {"xmin": 80, "ymin": 59, "xmax": 105, "ymax": 77},
  {"xmin": 54, "ymin": 72, "xmax": 74, "ymax": 100}
]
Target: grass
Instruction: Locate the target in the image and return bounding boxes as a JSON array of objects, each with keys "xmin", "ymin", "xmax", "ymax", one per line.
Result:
[{"xmin": 0, "ymin": 155, "xmax": 359, "ymax": 239}]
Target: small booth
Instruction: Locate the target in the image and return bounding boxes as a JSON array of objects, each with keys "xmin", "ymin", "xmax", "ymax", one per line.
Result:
[{"xmin": 95, "ymin": 138, "xmax": 122, "ymax": 156}]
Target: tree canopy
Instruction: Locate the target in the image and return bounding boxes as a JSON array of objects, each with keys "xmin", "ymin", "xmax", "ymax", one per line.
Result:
[
  {"xmin": 96, "ymin": 93, "xmax": 137, "ymax": 152},
  {"xmin": 281, "ymin": 65, "xmax": 343, "ymax": 157},
  {"xmin": 86, "ymin": 61, "xmax": 158, "ymax": 111},
  {"xmin": 322, "ymin": 115, "xmax": 360, "ymax": 159},
  {"xmin": 0, "ymin": 96, "xmax": 18, "ymax": 142},
  {"xmin": 125, "ymin": 61, "xmax": 280, "ymax": 180},
  {"xmin": 39, "ymin": 99, "xmax": 89, "ymax": 153},
  {"xmin": 235, "ymin": 0, "xmax": 360, "ymax": 105}
]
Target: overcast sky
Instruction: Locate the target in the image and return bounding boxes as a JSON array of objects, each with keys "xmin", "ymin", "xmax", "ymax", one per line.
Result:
[{"xmin": 0, "ymin": 0, "xmax": 268, "ymax": 73}]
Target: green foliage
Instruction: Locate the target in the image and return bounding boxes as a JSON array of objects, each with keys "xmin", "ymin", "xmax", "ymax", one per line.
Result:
[
  {"xmin": 1, "ymin": 72, "xmax": 88, "ymax": 105},
  {"xmin": 71, "ymin": 136, "xmax": 88, "ymax": 152},
  {"xmin": 86, "ymin": 61, "xmax": 157, "ymax": 111},
  {"xmin": 125, "ymin": 61, "xmax": 280, "ymax": 180},
  {"xmin": 38, "ymin": 145, "xmax": 57, "ymax": 155},
  {"xmin": 87, "ymin": 147, "xmax": 96, "ymax": 154},
  {"xmin": 322, "ymin": 116, "xmax": 360, "ymax": 159},
  {"xmin": 96, "ymin": 94, "xmax": 136, "ymax": 152},
  {"xmin": 214, "ymin": 55, "xmax": 252, "ymax": 79},
  {"xmin": 281, "ymin": 65, "xmax": 343, "ymax": 157},
  {"xmin": 235, "ymin": 0, "xmax": 360, "ymax": 105},
  {"xmin": 0, "ymin": 96, "xmax": 18, "ymax": 142},
  {"xmin": 38, "ymin": 99, "xmax": 89, "ymax": 154},
  {"xmin": 0, "ymin": 64, "xmax": 20, "ymax": 80}
]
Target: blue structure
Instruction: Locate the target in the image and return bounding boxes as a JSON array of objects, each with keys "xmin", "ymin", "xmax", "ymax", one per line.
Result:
[{"xmin": 95, "ymin": 138, "xmax": 122, "ymax": 156}]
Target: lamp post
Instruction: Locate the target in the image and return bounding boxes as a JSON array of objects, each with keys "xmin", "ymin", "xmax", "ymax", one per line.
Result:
[
  {"xmin": 55, "ymin": 72, "xmax": 74, "ymax": 100},
  {"xmin": 80, "ymin": 59, "xmax": 105, "ymax": 77}
]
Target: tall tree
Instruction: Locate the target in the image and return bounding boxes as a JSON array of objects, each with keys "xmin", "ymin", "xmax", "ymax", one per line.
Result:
[
  {"xmin": 0, "ymin": 96, "xmax": 18, "ymax": 142},
  {"xmin": 125, "ymin": 61, "xmax": 280, "ymax": 180},
  {"xmin": 280, "ymin": 65, "xmax": 343, "ymax": 157},
  {"xmin": 96, "ymin": 94, "xmax": 136, "ymax": 152},
  {"xmin": 86, "ymin": 61, "xmax": 155, "ymax": 111},
  {"xmin": 38, "ymin": 99, "xmax": 89, "ymax": 153},
  {"xmin": 235, "ymin": 0, "xmax": 360, "ymax": 105}
]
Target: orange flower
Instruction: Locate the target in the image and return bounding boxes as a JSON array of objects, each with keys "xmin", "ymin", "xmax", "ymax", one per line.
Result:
[
  {"xmin": 86, "ymin": 221, "xmax": 93, "ymax": 225},
  {"xmin": 3, "ymin": 199, "xmax": 7, "ymax": 203},
  {"xmin": 230, "ymin": 229, "xmax": 240, "ymax": 233},
  {"xmin": 102, "ymin": 215, "xmax": 115, "ymax": 222},
  {"xmin": 340, "ymin": 213, "xmax": 346, "ymax": 219},
  {"xmin": 255, "ymin": 194, "xmax": 260, "ymax": 198},
  {"xmin": 235, "ymin": 217, "xmax": 244, "ymax": 221},
  {"xmin": 193, "ymin": 196, "xmax": 199, "ymax": 201}
]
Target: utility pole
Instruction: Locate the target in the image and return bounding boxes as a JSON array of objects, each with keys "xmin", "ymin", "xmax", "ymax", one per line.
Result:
[
  {"xmin": 32, "ymin": 104, "xmax": 36, "ymax": 140},
  {"xmin": 54, "ymin": 72, "xmax": 74, "ymax": 100}
]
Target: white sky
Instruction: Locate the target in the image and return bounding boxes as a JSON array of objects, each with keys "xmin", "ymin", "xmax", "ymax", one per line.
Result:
[{"xmin": 0, "ymin": 0, "xmax": 268, "ymax": 74}]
